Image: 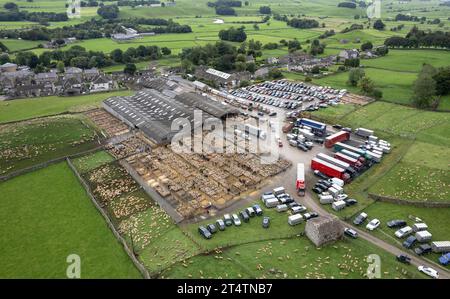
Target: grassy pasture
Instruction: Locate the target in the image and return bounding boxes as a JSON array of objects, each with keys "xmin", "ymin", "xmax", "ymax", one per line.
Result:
[
  {"xmin": 0, "ymin": 162, "xmax": 141, "ymax": 278},
  {"xmin": 0, "ymin": 115, "xmax": 100, "ymax": 175},
  {"xmin": 0, "ymin": 90, "xmax": 133, "ymax": 124}
]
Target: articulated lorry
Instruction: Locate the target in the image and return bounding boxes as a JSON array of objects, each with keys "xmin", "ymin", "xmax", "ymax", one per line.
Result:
[
  {"xmin": 296, "ymin": 163, "xmax": 305, "ymax": 196},
  {"xmin": 325, "ymin": 131, "xmax": 350, "ymax": 148},
  {"xmin": 311, "ymin": 157, "xmax": 351, "ymax": 182}
]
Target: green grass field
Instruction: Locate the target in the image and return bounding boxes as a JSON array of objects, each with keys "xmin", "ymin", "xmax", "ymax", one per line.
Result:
[
  {"xmin": 72, "ymin": 150, "xmax": 115, "ymax": 174},
  {"xmin": 0, "ymin": 90, "xmax": 133, "ymax": 124},
  {"xmin": 0, "ymin": 162, "xmax": 141, "ymax": 278},
  {"xmin": 0, "ymin": 115, "xmax": 101, "ymax": 175}
]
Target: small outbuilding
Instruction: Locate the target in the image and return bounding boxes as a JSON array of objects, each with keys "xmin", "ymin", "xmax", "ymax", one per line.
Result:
[{"xmin": 305, "ymin": 215, "xmax": 344, "ymax": 247}]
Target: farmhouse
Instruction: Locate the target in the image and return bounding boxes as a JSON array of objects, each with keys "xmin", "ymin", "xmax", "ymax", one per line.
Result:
[
  {"xmin": 0, "ymin": 62, "xmax": 18, "ymax": 73},
  {"xmin": 339, "ymin": 49, "xmax": 360, "ymax": 61}
]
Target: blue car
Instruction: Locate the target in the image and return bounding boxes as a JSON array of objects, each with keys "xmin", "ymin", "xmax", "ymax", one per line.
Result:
[{"xmin": 439, "ymin": 253, "xmax": 450, "ymax": 266}]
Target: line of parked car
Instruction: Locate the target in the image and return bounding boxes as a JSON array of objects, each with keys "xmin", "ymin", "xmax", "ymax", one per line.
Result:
[
  {"xmin": 261, "ymin": 186, "xmax": 319, "ymax": 226},
  {"xmin": 198, "ymin": 204, "xmax": 266, "ymax": 239},
  {"xmin": 312, "ymin": 177, "xmax": 358, "ymax": 211}
]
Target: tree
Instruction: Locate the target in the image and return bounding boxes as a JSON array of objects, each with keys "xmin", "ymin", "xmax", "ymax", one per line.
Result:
[
  {"xmin": 97, "ymin": 5, "xmax": 119, "ymax": 19},
  {"xmin": 3, "ymin": 2, "xmax": 18, "ymax": 10},
  {"xmin": 433, "ymin": 67, "xmax": 450, "ymax": 96},
  {"xmin": 344, "ymin": 58, "xmax": 360, "ymax": 68},
  {"xmin": 347, "ymin": 68, "xmax": 365, "ymax": 86},
  {"xmin": 259, "ymin": 6, "xmax": 271, "ymax": 14},
  {"xmin": 56, "ymin": 61, "xmax": 65, "ymax": 73},
  {"xmin": 161, "ymin": 47, "xmax": 171, "ymax": 56},
  {"xmin": 411, "ymin": 64, "xmax": 437, "ymax": 109},
  {"xmin": 124, "ymin": 63, "xmax": 137, "ymax": 75},
  {"xmin": 0, "ymin": 53, "xmax": 10, "ymax": 64},
  {"xmin": 361, "ymin": 41, "xmax": 373, "ymax": 51},
  {"xmin": 309, "ymin": 39, "xmax": 325, "ymax": 55},
  {"xmin": 269, "ymin": 68, "xmax": 283, "ymax": 79},
  {"xmin": 110, "ymin": 49, "xmax": 123, "ymax": 63},
  {"xmin": 373, "ymin": 19, "xmax": 385, "ymax": 30},
  {"xmin": 288, "ymin": 39, "xmax": 301, "ymax": 52},
  {"xmin": 359, "ymin": 76, "xmax": 375, "ymax": 94},
  {"xmin": 218, "ymin": 26, "xmax": 247, "ymax": 42},
  {"xmin": 246, "ymin": 62, "xmax": 256, "ymax": 73}
]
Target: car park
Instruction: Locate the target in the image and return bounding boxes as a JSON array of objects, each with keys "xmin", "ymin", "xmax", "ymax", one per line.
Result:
[
  {"xmin": 232, "ymin": 214, "xmax": 241, "ymax": 226},
  {"xmin": 353, "ymin": 212, "xmax": 368, "ymax": 225},
  {"xmin": 418, "ymin": 266, "xmax": 439, "ymax": 279},
  {"xmin": 216, "ymin": 219, "xmax": 226, "ymax": 231},
  {"xmin": 344, "ymin": 228, "xmax": 358, "ymax": 238},
  {"xmin": 366, "ymin": 219, "xmax": 380, "ymax": 231},
  {"xmin": 396, "ymin": 254, "xmax": 411, "ymax": 264},
  {"xmin": 387, "ymin": 220, "xmax": 407, "ymax": 228},
  {"xmin": 403, "ymin": 236, "xmax": 417, "ymax": 249},
  {"xmin": 198, "ymin": 226, "xmax": 212, "ymax": 239},
  {"xmin": 262, "ymin": 217, "xmax": 270, "ymax": 228}
]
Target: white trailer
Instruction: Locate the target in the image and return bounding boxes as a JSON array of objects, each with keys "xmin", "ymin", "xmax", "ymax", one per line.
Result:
[
  {"xmin": 412, "ymin": 223, "xmax": 428, "ymax": 232},
  {"xmin": 331, "ymin": 184, "xmax": 343, "ymax": 194},
  {"xmin": 355, "ymin": 128, "xmax": 374, "ymax": 138},
  {"xmin": 265, "ymin": 198, "xmax": 280, "ymax": 208},
  {"xmin": 379, "ymin": 145, "xmax": 391, "ymax": 154},
  {"xmin": 261, "ymin": 194, "xmax": 276, "ymax": 204},
  {"xmin": 431, "ymin": 241, "xmax": 450, "ymax": 253},
  {"xmin": 332, "ymin": 200, "xmax": 346, "ymax": 211},
  {"xmin": 368, "ymin": 135, "xmax": 378, "ymax": 143},
  {"xmin": 273, "ymin": 186, "xmax": 286, "ymax": 196},
  {"xmin": 288, "ymin": 214, "xmax": 303, "ymax": 226},
  {"xmin": 276, "ymin": 204, "xmax": 288, "ymax": 212},
  {"xmin": 415, "ymin": 231, "xmax": 432, "ymax": 243},
  {"xmin": 319, "ymin": 195, "xmax": 334, "ymax": 204}
]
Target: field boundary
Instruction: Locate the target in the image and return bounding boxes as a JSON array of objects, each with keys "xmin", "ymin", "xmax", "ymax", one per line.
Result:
[
  {"xmin": 368, "ymin": 193, "xmax": 450, "ymax": 208},
  {"xmin": 66, "ymin": 157, "xmax": 151, "ymax": 279}
]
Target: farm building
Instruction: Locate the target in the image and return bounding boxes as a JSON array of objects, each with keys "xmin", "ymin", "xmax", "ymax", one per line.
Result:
[
  {"xmin": 103, "ymin": 88, "xmax": 238, "ymax": 144},
  {"xmin": 194, "ymin": 66, "xmax": 250, "ymax": 88},
  {"xmin": 305, "ymin": 215, "xmax": 344, "ymax": 247}
]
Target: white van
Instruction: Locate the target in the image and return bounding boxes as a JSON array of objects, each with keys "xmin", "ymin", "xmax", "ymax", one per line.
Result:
[
  {"xmin": 276, "ymin": 204, "xmax": 288, "ymax": 212},
  {"xmin": 288, "ymin": 214, "xmax": 303, "ymax": 226},
  {"xmin": 329, "ymin": 178, "xmax": 344, "ymax": 187}
]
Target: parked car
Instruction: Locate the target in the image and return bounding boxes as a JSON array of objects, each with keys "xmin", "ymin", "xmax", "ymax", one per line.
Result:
[
  {"xmin": 252, "ymin": 204, "xmax": 263, "ymax": 216},
  {"xmin": 396, "ymin": 254, "xmax": 411, "ymax": 264},
  {"xmin": 387, "ymin": 219, "xmax": 407, "ymax": 228},
  {"xmin": 291, "ymin": 205, "xmax": 307, "ymax": 214},
  {"xmin": 198, "ymin": 226, "xmax": 212, "ymax": 239},
  {"xmin": 312, "ymin": 187, "xmax": 324, "ymax": 194},
  {"xmin": 207, "ymin": 223, "xmax": 217, "ymax": 234},
  {"xmin": 232, "ymin": 214, "xmax": 241, "ymax": 226},
  {"xmin": 216, "ymin": 219, "xmax": 226, "ymax": 231},
  {"xmin": 366, "ymin": 219, "xmax": 380, "ymax": 231},
  {"xmin": 345, "ymin": 198, "xmax": 358, "ymax": 206},
  {"xmin": 344, "ymin": 228, "xmax": 358, "ymax": 238},
  {"xmin": 223, "ymin": 214, "xmax": 233, "ymax": 226},
  {"xmin": 403, "ymin": 236, "xmax": 417, "ymax": 249},
  {"xmin": 438, "ymin": 253, "xmax": 450, "ymax": 266},
  {"xmin": 395, "ymin": 226, "xmax": 413, "ymax": 238},
  {"xmin": 262, "ymin": 216, "xmax": 270, "ymax": 228},
  {"xmin": 336, "ymin": 193, "xmax": 348, "ymax": 201},
  {"xmin": 414, "ymin": 244, "xmax": 432, "ymax": 255},
  {"xmin": 303, "ymin": 212, "xmax": 319, "ymax": 220},
  {"xmin": 239, "ymin": 211, "xmax": 250, "ymax": 223},
  {"xmin": 246, "ymin": 207, "xmax": 256, "ymax": 217},
  {"xmin": 418, "ymin": 265, "xmax": 439, "ymax": 279},
  {"xmin": 353, "ymin": 212, "xmax": 368, "ymax": 225}
]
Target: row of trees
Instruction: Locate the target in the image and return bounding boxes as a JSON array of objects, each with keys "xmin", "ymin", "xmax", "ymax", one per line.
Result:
[
  {"xmin": 207, "ymin": 0, "xmax": 242, "ymax": 7},
  {"xmin": 0, "ymin": 18, "xmax": 192, "ymax": 41},
  {"xmin": 180, "ymin": 41, "xmax": 262, "ymax": 73},
  {"xmin": 218, "ymin": 26, "xmax": 247, "ymax": 42},
  {"xmin": 0, "ymin": 10, "xmax": 68, "ymax": 23},
  {"xmin": 412, "ymin": 64, "xmax": 450, "ymax": 109},
  {"xmin": 394, "ymin": 14, "xmax": 425, "ymax": 22},
  {"xmin": 337, "ymin": 2, "xmax": 357, "ymax": 9},
  {"xmin": 287, "ymin": 18, "xmax": 319, "ymax": 29},
  {"xmin": 97, "ymin": 5, "xmax": 120, "ymax": 19},
  {"xmin": 384, "ymin": 27, "xmax": 450, "ymax": 49},
  {"xmin": 7, "ymin": 44, "xmax": 170, "ymax": 72}
]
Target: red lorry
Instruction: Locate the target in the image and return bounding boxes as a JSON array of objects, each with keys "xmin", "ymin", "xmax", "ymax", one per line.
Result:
[
  {"xmin": 282, "ymin": 122, "xmax": 294, "ymax": 133},
  {"xmin": 324, "ymin": 131, "xmax": 350, "ymax": 148},
  {"xmin": 334, "ymin": 152, "xmax": 363, "ymax": 169},
  {"xmin": 311, "ymin": 158, "xmax": 351, "ymax": 182}
]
